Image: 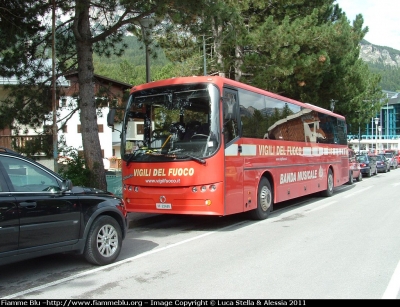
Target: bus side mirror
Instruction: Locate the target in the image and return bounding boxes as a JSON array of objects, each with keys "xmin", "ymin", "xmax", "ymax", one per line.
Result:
[{"xmin": 107, "ymin": 109, "xmax": 116, "ymax": 128}]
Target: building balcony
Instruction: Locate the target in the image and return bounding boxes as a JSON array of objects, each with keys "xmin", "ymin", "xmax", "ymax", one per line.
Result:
[{"xmin": 0, "ymin": 135, "xmax": 53, "ymax": 156}]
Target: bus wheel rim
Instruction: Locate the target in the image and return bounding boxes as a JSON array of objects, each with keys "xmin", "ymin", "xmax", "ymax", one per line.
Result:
[
  {"xmin": 260, "ymin": 186, "xmax": 272, "ymax": 212},
  {"xmin": 328, "ymin": 174, "xmax": 333, "ymax": 190}
]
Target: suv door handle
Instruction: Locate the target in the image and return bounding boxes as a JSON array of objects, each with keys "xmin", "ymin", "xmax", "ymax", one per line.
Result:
[{"xmin": 20, "ymin": 202, "xmax": 37, "ymax": 208}]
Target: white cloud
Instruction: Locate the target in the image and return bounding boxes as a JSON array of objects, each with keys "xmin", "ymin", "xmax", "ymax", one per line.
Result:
[{"xmin": 336, "ymin": 0, "xmax": 400, "ymax": 50}]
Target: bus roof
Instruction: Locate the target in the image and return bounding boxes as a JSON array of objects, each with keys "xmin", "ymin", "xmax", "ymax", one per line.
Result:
[{"xmin": 130, "ymin": 76, "xmax": 345, "ymax": 120}]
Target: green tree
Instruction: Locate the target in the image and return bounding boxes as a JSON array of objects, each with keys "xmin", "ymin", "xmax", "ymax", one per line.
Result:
[
  {"xmin": 158, "ymin": 0, "xmax": 384, "ymax": 131},
  {"xmin": 0, "ymin": 0, "xmax": 50, "ymax": 134},
  {"xmin": 58, "ymin": 146, "xmax": 91, "ymax": 187},
  {"xmin": 1, "ymin": 0, "xmax": 209, "ymax": 190},
  {"xmin": 156, "ymin": 0, "xmax": 247, "ymax": 77},
  {"xmin": 239, "ymin": 1, "xmax": 382, "ymax": 113},
  {"xmin": 0, "ymin": 0, "xmax": 47, "ymax": 76},
  {"xmin": 369, "ymin": 63, "xmax": 400, "ymax": 92}
]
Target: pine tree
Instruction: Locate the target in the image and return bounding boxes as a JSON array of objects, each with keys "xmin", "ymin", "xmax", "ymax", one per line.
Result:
[
  {"xmin": 156, "ymin": 0, "xmax": 384, "ymax": 131},
  {"xmin": 1, "ymin": 0, "xmax": 209, "ymax": 190}
]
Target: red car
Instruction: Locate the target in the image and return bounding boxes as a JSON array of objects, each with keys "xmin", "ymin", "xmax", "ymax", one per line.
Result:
[
  {"xmin": 348, "ymin": 149, "xmax": 362, "ymax": 184},
  {"xmin": 395, "ymin": 154, "xmax": 400, "ymax": 166}
]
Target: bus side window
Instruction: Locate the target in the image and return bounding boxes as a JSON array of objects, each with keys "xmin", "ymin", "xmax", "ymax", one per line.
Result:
[{"xmin": 223, "ymin": 89, "xmax": 239, "ymax": 144}]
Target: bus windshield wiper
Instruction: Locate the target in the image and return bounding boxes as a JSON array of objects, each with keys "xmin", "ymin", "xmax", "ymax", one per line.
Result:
[
  {"xmin": 176, "ymin": 154, "xmax": 206, "ymax": 165},
  {"xmin": 126, "ymin": 153, "xmax": 135, "ymax": 166}
]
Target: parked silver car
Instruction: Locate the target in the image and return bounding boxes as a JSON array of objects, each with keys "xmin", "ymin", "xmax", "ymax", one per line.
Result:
[{"xmin": 383, "ymin": 152, "xmax": 398, "ymax": 169}]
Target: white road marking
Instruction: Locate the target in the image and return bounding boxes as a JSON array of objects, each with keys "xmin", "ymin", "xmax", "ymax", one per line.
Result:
[
  {"xmin": 382, "ymin": 259, "xmax": 400, "ymax": 299},
  {"xmin": 2, "ymin": 190, "xmax": 399, "ymax": 299},
  {"xmin": 306, "ymin": 201, "xmax": 337, "ymax": 212},
  {"xmin": 343, "ymin": 186, "xmax": 373, "ymax": 198},
  {"xmin": 2, "ymin": 229, "xmax": 225, "ymax": 299}
]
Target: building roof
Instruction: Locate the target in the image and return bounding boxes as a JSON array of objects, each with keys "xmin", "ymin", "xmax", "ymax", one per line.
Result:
[
  {"xmin": 388, "ymin": 94, "xmax": 400, "ymax": 105},
  {"xmin": 63, "ymin": 71, "xmax": 132, "ymax": 90},
  {"xmin": 0, "ymin": 60, "xmax": 133, "ymax": 91}
]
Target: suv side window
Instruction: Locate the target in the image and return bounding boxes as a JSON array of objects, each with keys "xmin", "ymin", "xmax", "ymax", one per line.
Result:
[
  {"xmin": 0, "ymin": 156, "xmax": 60, "ymax": 192},
  {"xmin": 0, "ymin": 174, "xmax": 4, "ymax": 191}
]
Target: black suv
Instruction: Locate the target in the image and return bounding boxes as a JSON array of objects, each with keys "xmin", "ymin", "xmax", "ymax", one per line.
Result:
[{"xmin": 0, "ymin": 147, "xmax": 127, "ymax": 266}]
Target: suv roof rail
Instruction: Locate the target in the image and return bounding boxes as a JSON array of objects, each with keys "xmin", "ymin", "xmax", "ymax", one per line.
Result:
[{"xmin": 0, "ymin": 147, "xmax": 20, "ymax": 154}]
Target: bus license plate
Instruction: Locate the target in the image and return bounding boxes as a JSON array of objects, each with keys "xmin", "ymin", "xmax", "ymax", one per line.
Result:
[{"xmin": 156, "ymin": 203, "xmax": 172, "ymax": 210}]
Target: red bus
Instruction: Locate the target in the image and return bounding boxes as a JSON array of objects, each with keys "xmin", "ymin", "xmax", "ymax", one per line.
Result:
[{"xmin": 108, "ymin": 76, "xmax": 349, "ymax": 220}]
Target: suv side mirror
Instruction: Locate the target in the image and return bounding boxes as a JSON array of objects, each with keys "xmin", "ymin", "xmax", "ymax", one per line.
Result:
[{"xmin": 61, "ymin": 179, "xmax": 73, "ymax": 192}]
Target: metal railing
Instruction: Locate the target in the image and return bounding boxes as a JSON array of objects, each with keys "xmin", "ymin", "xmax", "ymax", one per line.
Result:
[{"xmin": 0, "ymin": 135, "xmax": 53, "ymax": 154}]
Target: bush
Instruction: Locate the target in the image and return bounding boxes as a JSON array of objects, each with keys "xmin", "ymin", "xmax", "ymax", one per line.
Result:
[{"xmin": 58, "ymin": 148, "xmax": 91, "ymax": 187}]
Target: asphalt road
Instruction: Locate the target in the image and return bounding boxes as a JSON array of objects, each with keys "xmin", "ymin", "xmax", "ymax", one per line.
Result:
[{"xmin": 1, "ymin": 170, "xmax": 400, "ymax": 299}]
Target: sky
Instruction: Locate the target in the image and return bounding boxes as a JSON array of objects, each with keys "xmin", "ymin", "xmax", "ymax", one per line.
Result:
[{"xmin": 335, "ymin": 0, "xmax": 400, "ymax": 50}]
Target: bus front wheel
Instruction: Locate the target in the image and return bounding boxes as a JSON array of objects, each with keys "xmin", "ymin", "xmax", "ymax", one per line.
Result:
[
  {"xmin": 249, "ymin": 177, "xmax": 273, "ymax": 220},
  {"xmin": 321, "ymin": 169, "xmax": 334, "ymax": 197}
]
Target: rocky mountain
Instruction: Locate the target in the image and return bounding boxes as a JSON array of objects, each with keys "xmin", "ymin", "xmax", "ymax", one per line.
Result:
[
  {"xmin": 360, "ymin": 40, "xmax": 400, "ymax": 67},
  {"xmin": 359, "ymin": 40, "xmax": 400, "ymax": 91}
]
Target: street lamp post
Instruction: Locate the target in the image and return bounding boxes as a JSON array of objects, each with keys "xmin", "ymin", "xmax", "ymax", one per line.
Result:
[
  {"xmin": 374, "ymin": 117, "xmax": 379, "ymax": 154},
  {"xmin": 386, "ymin": 101, "xmax": 389, "ymax": 150},
  {"xmin": 386, "ymin": 93, "xmax": 389, "ymax": 150},
  {"xmin": 203, "ymin": 35, "xmax": 207, "ymax": 76},
  {"xmin": 138, "ymin": 18, "xmax": 155, "ymax": 83},
  {"xmin": 51, "ymin": 0, "xmax": 58, "ymax": 172},
  {"xmin": 355, "ymin": 110, "xmax": 361, "ymax": 153},
  {"xmin": 378, "ymin": 126, "xmax": 382, "ymax": 152},
  {"xmin": 371, "ymin": 118, "xmax": 374, "ymax": 153},
  {"xmin": 358, "ymin": 122, "xmax": 361, "ymax": 153}
]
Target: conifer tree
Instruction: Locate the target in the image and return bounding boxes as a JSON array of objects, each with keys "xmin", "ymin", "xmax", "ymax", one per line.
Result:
[
  {"xmin": 157, "ymin": 0, "xmax": 384, "ymax": 130},
  {"xmin": 0, "ymin": 0, "xmax": 208, "ymax": 190},
  {"xmin": 237, "ymin": 1, "xmax": 384, "ymax": 121}
]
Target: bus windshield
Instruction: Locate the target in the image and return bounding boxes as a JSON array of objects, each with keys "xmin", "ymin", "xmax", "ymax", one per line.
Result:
[{"xmin": 121, "ymin": 82, "xmax": 221, "ymax": 163}]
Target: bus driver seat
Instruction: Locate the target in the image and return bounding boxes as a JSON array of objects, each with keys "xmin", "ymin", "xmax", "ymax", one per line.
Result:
[{"xmin": 183, "ymin": 121, "xmax": 201, "ymax": 140}]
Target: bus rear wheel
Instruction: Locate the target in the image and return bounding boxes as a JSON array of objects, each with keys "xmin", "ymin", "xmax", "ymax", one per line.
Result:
[
  {"xmin": 249, "ymin": 177, "xmax": 273, "ymax": 220},
  {"xmin": 321, "ymin": 169, "xmax": 334, "ymax": 197}
]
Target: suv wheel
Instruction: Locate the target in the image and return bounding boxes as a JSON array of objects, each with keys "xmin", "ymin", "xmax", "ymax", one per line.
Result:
[
  {"xmin": 84, "ymin": 216, "xmax": 122, "ymax": 266},
  {"xmin": 347, "ymin": 171, "xmax": 354, "ymax": 185},
  {"xmin": 367, "ymin": 168, "xmax": 372, "ymax": 177}
]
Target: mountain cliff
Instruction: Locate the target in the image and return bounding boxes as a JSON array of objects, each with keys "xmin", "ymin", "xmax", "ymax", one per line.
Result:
[
  {"xmin": 360, "ymin": 40, "xmax": 400, "ymax": 67},
  {"xmin": 359, "ymin": 40, "xmax": 400, "ymax": 91}
]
